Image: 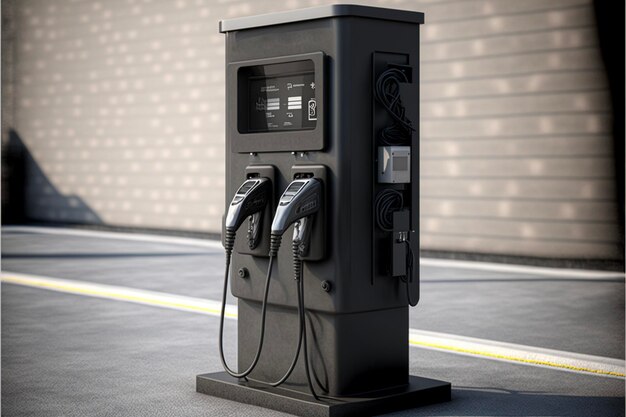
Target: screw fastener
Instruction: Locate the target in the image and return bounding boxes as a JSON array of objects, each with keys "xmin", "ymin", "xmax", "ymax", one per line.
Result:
[
  {"xmin": 238, "ymin": 268, "xmax": 249, "ymax": 279},
  {"xmin": 321, "ymin": 280, "xmax": 332, "ymax": 292}
]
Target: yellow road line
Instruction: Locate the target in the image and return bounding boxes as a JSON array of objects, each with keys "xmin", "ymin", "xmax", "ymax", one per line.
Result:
[
  {"xmin": 409, "ymin": 339, "xmax": 625, "ymax": 378},
  {"xmin": 1, "ymin": 273, "xmax": 236, "ymax": 319},
  {"xmin": 3, "ymin": 271, "xmax": 624, "ymax": 379}
]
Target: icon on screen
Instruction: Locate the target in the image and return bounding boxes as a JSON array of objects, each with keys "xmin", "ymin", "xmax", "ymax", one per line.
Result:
[
  {"xmin": 288, "ymin": 96, "xmax": 302, "ymax": 110},
  {"xmin": 255, "ymin": 97, "xmax": 266, "ymax": 111},
  {"xmin": 308, "ymin": 98, "xmax": 317, "ymax": 121},
  {"xmin": 266, "ymin": 97, "xmax": 280, "ymax": 111}
]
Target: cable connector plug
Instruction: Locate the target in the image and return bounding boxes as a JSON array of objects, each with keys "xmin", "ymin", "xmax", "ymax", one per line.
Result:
[
  {"xmin": 224, "ymin": 228, "xmax": 236, "ymax": 257},
  {"xmin": 269, "ymin": 234, "xmax": 282, "ymax": 257}
]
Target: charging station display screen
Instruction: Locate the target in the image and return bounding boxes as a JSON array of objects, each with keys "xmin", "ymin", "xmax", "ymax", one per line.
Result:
[{"xmin": 247, "ymin": 72, "xmax": 317, "ymax": 132}]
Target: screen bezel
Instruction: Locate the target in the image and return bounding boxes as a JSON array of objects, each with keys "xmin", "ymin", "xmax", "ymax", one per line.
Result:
[
  {"xmin": 245, "ymin": 67, "xmax": 316, "ymax": 133},
  {"xmin": 228, "ymin": 52, "xmax": 325, "ymax": 153}
]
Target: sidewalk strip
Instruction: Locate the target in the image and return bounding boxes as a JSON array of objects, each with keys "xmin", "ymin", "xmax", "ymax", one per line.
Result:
[
  {"xmin": 5, "ymin": 226, "xmax": 623, "ymax": 278},
  {"xmin": 2, "ymin": 226, "xmax": 224, "ymax": 250},
  {"xmin": 3, "ymin": 270, "xmax": 624, "ymax": 379}
]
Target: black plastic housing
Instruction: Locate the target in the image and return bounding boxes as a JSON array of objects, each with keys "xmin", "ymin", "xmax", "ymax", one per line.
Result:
[{"xmin": 222, "ymin": 5, "xmax": 423, "ymax": 397}]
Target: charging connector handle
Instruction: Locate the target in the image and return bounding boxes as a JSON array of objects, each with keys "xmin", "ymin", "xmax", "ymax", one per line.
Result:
[
  {"xmin": 271, "ymin": 178, "xmax": 322, "ymax": 239},
  {"xmin": 225, "ymin": 178, "xmax": 271, "ymax": 235}
]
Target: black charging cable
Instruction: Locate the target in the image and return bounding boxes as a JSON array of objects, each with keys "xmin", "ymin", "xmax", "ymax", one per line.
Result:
[
  {"xmin": 298, "ymin": 254, "xmax": 349, "ymax": 403},
  {"xmin": 218, "ymin": 230, "xmax": 274, "ymax": 379},
  {"xmin": 265, "ymin": 226, "xmax": 319, "ymax": 397},
  {"xmin": 375, "ymin": 68, "xmax": 414, "ymax": 145},
  {"xmin": 259, "ymin": 221, "xmax": 346, "ymax": 403},
  {"xmin": 375, "ymin": 189, "xmax": 404, "ymax": 232},
  {"xmin": 375, "ymin": 189, "xmax": 418, "ymax": 307},
  {"xmin": 402, "ymin": 239, "xmax": 418, "ymax": 307},
  {"xmin": 380, "ymin": 123, "xmax": 410, "ymax": 146},
  {"xmin": 375, "ymin": 68, "xmax": 414, "ymax": 131},
  {"xmin": 220, "ymin": 231, "xmax": 304, "ymax": 388},
  {"xmin": 292, "ymin": 239, "xmax": 321, "ymax": 401},
  {"xmin": 263, "ymin": 238, "xmax": 304, "ymax": 387}
]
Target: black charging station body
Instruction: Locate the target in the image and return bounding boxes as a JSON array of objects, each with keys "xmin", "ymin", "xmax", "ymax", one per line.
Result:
[{"xmin": 197, "ymin": 5, "xmax": 451, "ymax": 416}]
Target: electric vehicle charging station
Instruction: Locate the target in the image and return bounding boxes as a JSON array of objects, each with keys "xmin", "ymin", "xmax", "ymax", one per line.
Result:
[{"xmin": 197, "ymin": 5, "xmax": 451, "ymax": 416}]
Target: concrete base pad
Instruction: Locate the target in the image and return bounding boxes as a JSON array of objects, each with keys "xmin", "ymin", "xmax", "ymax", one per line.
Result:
[{"xmin": 196, "ymin": 371, "xmax": 451, "ymax": 417}]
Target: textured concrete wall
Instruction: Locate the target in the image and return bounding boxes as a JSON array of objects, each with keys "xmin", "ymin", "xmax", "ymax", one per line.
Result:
[
  {"xmin": 3, "ymin": 0, "xmax": 621, "ymax": 259},
  {"xmin": 1, "ymin": 0, "xmax": 15, "ymax": 144}
]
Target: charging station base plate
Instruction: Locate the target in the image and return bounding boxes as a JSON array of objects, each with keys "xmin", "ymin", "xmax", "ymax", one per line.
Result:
[{"xmin": 196, "ymin": 371, "xmax": 451, "ymax": 417}]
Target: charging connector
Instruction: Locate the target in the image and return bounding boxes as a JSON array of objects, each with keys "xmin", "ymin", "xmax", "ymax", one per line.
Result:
[
  {"xmin": 265, "ymin": 177, "xmax": 324, "ymax": 399},
  {"xmin": 219, "ymin": 177, "xmax": 273, "ymax": 380}
]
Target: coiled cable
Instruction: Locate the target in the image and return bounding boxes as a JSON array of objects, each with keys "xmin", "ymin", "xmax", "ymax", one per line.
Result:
[
  {"xmin": 375, "ymin": 68, "xmax": 414, "ymax": 145},
  {"xmin": 375, "ymin": 189, "xmax": 404, "ymax": 232},
  {"xmin": 380, "ymin": 123, "xmax": 410, "ymax": 146}
]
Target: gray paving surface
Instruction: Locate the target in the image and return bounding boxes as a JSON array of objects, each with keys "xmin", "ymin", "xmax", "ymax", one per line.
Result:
[{"xmin": 2, "ymin": 229, "xmax": 625, "ymax": 416}]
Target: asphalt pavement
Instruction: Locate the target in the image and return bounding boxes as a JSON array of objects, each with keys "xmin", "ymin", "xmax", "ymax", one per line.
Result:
[{"xmin": 2, "ymin": 226, "xmax": 624, "ymax": 416}]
